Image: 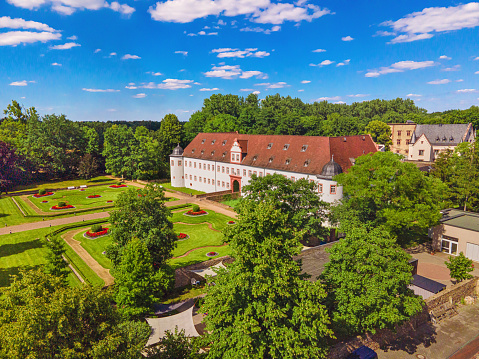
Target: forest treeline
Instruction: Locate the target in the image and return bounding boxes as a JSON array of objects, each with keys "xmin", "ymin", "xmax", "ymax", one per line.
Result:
[{"xmin": 1, "ymin": 94, "xmax": 478, "ymax": 191}]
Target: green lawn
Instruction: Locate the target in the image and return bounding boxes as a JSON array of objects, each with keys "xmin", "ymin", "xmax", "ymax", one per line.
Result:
[
  {"xmin": 168, "ymin": 245, "xmax": 232, "ymax": 269},
  {"xmin": 170, "ymin": 209, "xmax": 232, "ymax": 231},
  {"xmin": 173, "ymin": 223, "xmax": 224, "ymax": 257},
  {"xmin": 0, "ymin": 226, "xmax": 80, "ymax": 288},
  {"xmin": 160, "ymin": 182, "xmax": 206, "ymax": 196},
  {"xmin": 73, "ymin": 227, "xmax": 113, "ymax": 270},
  {"xmin": 10, "ymin": 176, "xmax": 115, "ymax": 194},
  {"xmin": 221, "ymin": 198, "xmax": 241, "ymax": 208}
]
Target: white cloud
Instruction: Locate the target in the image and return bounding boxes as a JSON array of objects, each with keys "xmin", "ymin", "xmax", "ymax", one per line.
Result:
[
  {"xmin": 382, "ymin": 3, "xmax": 479, "ymax": 44},
  {"xmin": 67, "ymin": 35, "xmax": 77, "ymax": 40},
  {"xmin": 335, "ymin": 101, "xmax": 346, "ymax": 104},
  {"xmin": 240, "ymin": 25, "xmax": 280, "ymax": 34},
  {"xmin": 121, "ymin": 54, "xmax": 141, "ymax": 60},
  {"xmin": 212, "ymin": 48, "xmax": 270, "ymax": 58},
  {"xmin": 365, "ymin": 60, "xmax": 436, "ymax": 77},
  {"xmin": 255, "ymin": 82, "xmax": 288, "ymax": 89},
  {"xmin": 109, "ymin": 52, "xmax": 117, "ymax": 56},
  {"xmin": 427, "ymin": 79, "xmax": 451, "ymax": 85},
  {"xmin": 474, "ymin": 57, "xmax": 479, "ymax": 61},
  {"xmin": 315, "ymin": 96, "xmax": 341, "ymax": 101},
  {"xmin": 310, "ymin": 59, "xmax": 334, "ymax": 67},
  {"xmin": 132, "ymin": 79, "xmax": 194, "ymax": 90},
  {"xmin": 456, "ymin": 79, "xmax": 464, "ymax": 82},
  {"xmin": 0, "ymin": 16, "xmax": 57, "ymax": 32},
  {"xmin": 50, "ymin": 42, "xmax": 81, "ymax": 50},
  {"xmin": 199, "ymin": 88, "xmax": 219, "ymax": 91},
  {"xmin": 312, "ymin": 48, "xmax": 326, "ymax": 52},
  {"xmin": 94, "ymin": 48, "xmax": 101, "ymax": 53},
  {"xmin": 298, "ymin": 89, "xmax": 304, "ymax": 92},
  {"xmin": 204, "ymin": 64, "xmax": 266, "ymax": 80},
  {"xmin": 348, "ymin": 94, "xmax": 369, "ymax": 98},
  {"xmin": 147, "ymin": 71, "xmax": 163, "ymax": 76},
  {"xmin": 336, "ymin": 59, "xmax": 350, "ymax": 67},
  {"xmin": 439, "ymin": 55, "xmax": 451, "ymax": 60},
  {"xmin": 175, "ymin": 50, "xmax": 188, "ymax": 56},
  {"xmin": 239, "ymin": 88, "xmax": 254, "ymax": 91},
  {"xmin": 0, "ymin": 31, "xmax": 61, "ymax": 46},
  {"xmin": 252, "ymin": 90, "xmax": 260, "ymax": 95},
  {"xmin": 7, "ymin": 0, "xmax": 135, "ymax": 16},
  {"xmin": 82, "ymin": 88, "xmax": 120, "ymax": 92},
  {"xmin": 132, "ymin": 93, "xmax": 146, "ymax": 98},
  {"xmin": 475, "ymin": 71, "xmax": 479, "ymax": 75},
  {"xmin": 9, "ymin": 80, "xmax": 29, "ymax": 86},
  {"xmin": 187, "ymin": 30, "xmax": 218, "ymax": 36},
  {"xmin": 148, "ymin": 0, "xmax": 330, "ymax": 25},
  {"xmin": 301, "ymin": 80, "xmax": 311, "ymax": 84},
  {"xmin": 51, "ymin": 62, "xmax": 62, "ymax": 66},
  {"xmin": 374, "ymin": 30, "xmax": 396, "ymax": 37},
  {"xmin": 456, "ymin": 88, "xmax": 478, "ymax": 93},
  {"xmin": 341, "ymin": 35, "xmax": 354, "ymax": 41},
  {"xmin": 406, "ymin": 93, "xmax": 422, "ymax": 97},
  {"xmin": 442, "ymin": 65, "xmax": 460, "ymax": 72}
]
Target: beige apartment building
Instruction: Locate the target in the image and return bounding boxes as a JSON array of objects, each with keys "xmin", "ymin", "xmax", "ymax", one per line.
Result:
[{"xmin": 389, "ymin": 121, "xmax": 416, "ymax": 156}]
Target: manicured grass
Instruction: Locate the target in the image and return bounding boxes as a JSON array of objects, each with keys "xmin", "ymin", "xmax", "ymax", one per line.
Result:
[
  {"xmin": 168, "ymin": 245, "xmax": 232, "ymax": 269},
  {"xmin": 10, "ymin": 176, "xmax": 115, "ymax": 193},
  {"xmin": 0, "ymin": 197, "xmax": 36, "ymax": 226},
  {"xmin": 170, "ymin": 209, "xmax": 232, "ymax": 231},
  {"xmin": 0, "ymin": 226, "xmax": 80, "ymax": 288},
  {"xmin": 173, "ymin": 223, "xmax": 224, "ymax": 257},
  {"xmin": 73, "ymin": 226, "xmax": 113, "ymax": 270},
  {"xmin": 63, "ymin": 244, "xmax": 105, "ymax": 287},
  {"xmin": 221, "ymin": 198, "xmax": 241, "ymax": 208},
  {"xmin": 160, "ymin": 182, "xmax": 206, "ymax": 196},
  {"xmin": 162, "ymin": 283, "xmax": 208, "ymax": 305}
]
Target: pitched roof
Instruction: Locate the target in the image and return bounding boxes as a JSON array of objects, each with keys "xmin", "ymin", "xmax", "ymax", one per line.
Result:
[
  {"xmin": 411, "ymin": 123, "xmax": 472, "ymax": 146},
  {"xmin": 183, "ymin": 133, "xmax": 377, "ymax": 176}
]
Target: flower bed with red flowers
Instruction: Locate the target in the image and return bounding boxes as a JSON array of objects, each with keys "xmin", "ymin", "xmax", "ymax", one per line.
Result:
[
  {"xmin": 51, "ymin": 205, "xmax": 75, "ymax": 210},
  {"xmin": 41, "ymin": 200, "xmax": 48, "ymax": 203},
  {"xmin": 106, "ymin": 200, "xmax": 113, "ymax": 203},
  {"xmin": 185, "ymin": 210, "xmax": 208, "ymax": 216},
  {"xmin": 33, "ymin": 192, "xmax": 54, "ymax": 198},
  {"xmin": 87, "ymin": 195, "xmax": 102, "ymax": 198},
  {"xmin": 80, "ymin": 189, "xmax": 85, "ymax": 191},
  {"xmin": 206, "ymin": 251, "xmax": 218, "ymax": 257},
  {"xmin": 85, "ymin": 228, "xmax": 109, "ymax": 238},
  {"xmin": 109, "ymin": 184, "xmax": 127, "ymax": 188},
  {"xmin": 177, "ymin": 233, "xmax": 189, "ymax": 240},
  {"xmin": 227, "ymin": 221, "xmax": 236, "ymax": 225}
]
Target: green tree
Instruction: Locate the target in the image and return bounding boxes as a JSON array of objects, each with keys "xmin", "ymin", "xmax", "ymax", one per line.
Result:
[
  {"xmin": 115, "ymin": 239, "xmax": 174, "ymax": 319},
  {"xmin": 103, "ymin": 124, "xmax": 139, "ymax": 179},
  {"xmin": 0, "ymin": 269, "xmax": 150, "ymax": 358},
  {"xmin": 201, "ymin": 201, "xmax": 334, "ymax": 358},
  {"xmin": 158, "ymin": 114, "xmax": 183, "ymax": 164},
  {"xmin": 0, "ymin": 141, "xmax": 22, "ymax": 194},
  {"xmin": 44, "ymin": 235, "xmax": 69, "ymax": 284},
  {"xmin": 240, "ymin": 174, "xmax": 330, "ymax": 241},
  {"xmin": 146, "ymin": 328, "xmax": 205, "ymax": 359},
  {"xmin": 107, "ymin": 184, "xmax": 177, "ymax": 266},
  {"xmin": 365, "ymin": 120, "xmax": 392, "ymax": 150},
  {"xmin": 445, "ymin": 252, "xmax": 474, "ymax": 282},
  {"xmin": 78, "ymin": 153, "xmax": 99, "ymax": 180},
  {"xmin": 334, "ymin": 151, "xmax": 446, "ymax": 245},
  {"xmin": 321, "ymin": 223, "xmax": 424, "ymax": 337}
]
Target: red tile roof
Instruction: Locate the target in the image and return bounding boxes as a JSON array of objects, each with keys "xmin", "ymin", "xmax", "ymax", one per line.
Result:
[{"xmin": 183, "ymin": 133, "xmax": 377, "ymax": 175}]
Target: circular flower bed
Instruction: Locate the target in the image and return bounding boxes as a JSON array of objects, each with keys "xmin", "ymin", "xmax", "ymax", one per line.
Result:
[
  {"xmin": 109, "ymin": 184, "xmax": 127, "ymax": 188},
  {"xmin": 87, "ymin": 194, "xmax": 102, "ymax": 198},
  {"xmin": 41, "ymin": 200, "xmax": 48, "ymax": 203},
  {"xmin": 227, "ymin": 220, "xmax": 236, "ymax": 225},
  {"xmin": 185, "ymin": 210, "xmax": 208, "ymax": 216},
  {"xmin": 80, "ymin": 189, "xmax": 85, "ymax": 191},
  {"xmin": 106, "ymin": 200, "xmax": 113, "ymax": 203},
  {"xmin": 206, "ymin": 251, "xmax": 218, "ymax": 257},
  {"xmin": 177, "ymin": 233, "xmax": 189, "ymax": 240},
  {"xmin": 51, "ymin": 204, "xmax": 75, "ymax": 210},
  {"xmin": 85, "ymin": 227, "xmax": 109, "ymax": 238},
  {"xmin": 33, "ymin": 192, "xmax": 54, "ymax": 198}
]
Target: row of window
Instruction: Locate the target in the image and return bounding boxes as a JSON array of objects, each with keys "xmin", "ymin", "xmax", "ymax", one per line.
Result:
[
  {"xmin": 186, "ymin": 174, "xmax": 231, "ymax": 189},
  {"xmin": 396, "ymin": 139, "xmax": 410, "ymax": 145},
  {"xmin": 397, "ymin": 130, "xmax": 412, "ymax": 137}
]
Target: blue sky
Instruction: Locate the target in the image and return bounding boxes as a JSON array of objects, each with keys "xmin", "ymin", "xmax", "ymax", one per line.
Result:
[{"xmin": 1, "ymin": 0, "xmax": 478, "ymax": 122}]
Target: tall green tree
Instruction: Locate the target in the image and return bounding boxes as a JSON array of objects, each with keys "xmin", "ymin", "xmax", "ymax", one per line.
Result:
[
  {"xmin": 0, "ymin": 141, "xmax": 22, "ymax": 194},
  {"xmin": 333, "ymin": 151, "xmax": 446, "ymax": 245},
  {"xmin": 158, "ymin": 114, "xmax": 183, "ymax": 163},
  {"xmin": 201, "ymin": 201, "xmax": 334, "ymax": 358},
  {"xmin": 321, "ymin": 223, "xmax": 424, "ymax": 337},
  {"xmin": 107, "ymin": 184, "xmax": 176, "ymax": 266},
  {"xmin": 44, "ymin": 235, "xmax": 69, "ymax": 284},
  {"xmin": 103, "ymin": 124, "xmax": 139, "ymax": 179},
  {"xmin": 0, "ymin": 269, "xmax": 150, "ymax": 358},
  {"xmin": 146, "ymin": 328, "xmax": 205, "ymax": 359},
  {"xmin": 115, "ymin": 239, "xmax": 174, "ymax": 319},
  {"xmin": 365, "ymin": 120, "xmax": 392, "ymax": 150}
]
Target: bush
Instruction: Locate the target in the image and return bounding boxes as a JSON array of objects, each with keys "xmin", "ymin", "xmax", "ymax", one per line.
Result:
[
  {"xmin": 91, "ymin": 224, "xmax": 103, "ymax": 233},
  {"xmin": 117, "ymin": 181, "xmax": 123, "ymax": 185},
  {"xmin": 38, "ymin": 189, "xmax": 47, "ymax": 195},
  {"xmin": 58, "ymin": 201, "xmax": 66, "ymax": 208},
  {"xmin": 192, "ymin": 204, "xmax": 200, "ymax": 212},
  {"xmin": 445, "ymin": 252, "xmax": 474, "ymax": 282}
]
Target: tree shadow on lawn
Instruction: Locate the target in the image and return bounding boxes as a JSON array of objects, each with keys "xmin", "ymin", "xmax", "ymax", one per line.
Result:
[
  {"xmin": 88, "ymin": 178, "xmax": 114, "ymax": 184},
  {"xmin": 0, "ymin": 238, "xmax": 44, "ymax": 260},
  {"xmin": 379, "ymin": 321, "xmax": 437, "ymax": 355},
  {"xmin": 0, "ymin": 265, "xmax": 41, "ymax": 287},
  {"xmin": 0, "ymin": 213, "xmax": 9, "ymax": 219}
]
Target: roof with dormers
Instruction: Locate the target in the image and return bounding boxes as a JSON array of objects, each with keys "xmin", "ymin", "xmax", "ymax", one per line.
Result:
[
  {"xmin": 183, "ymin": 133, "xmax": 377, "ymax": 175},
  {"xmin": 411, "ymin": 123, "xmax": 473, "ymax": 146}
]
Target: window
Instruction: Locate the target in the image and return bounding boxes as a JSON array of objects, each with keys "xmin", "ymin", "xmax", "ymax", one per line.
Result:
[
  {"xmin": 441, "ymin": 236, "xmax": 458, "ymax": 255},
  {"xmin": 253, "ymin": 171, "xmax": 257, "ymax": 176},
  {"xmin": 236, "ymin": 154, "xmax": 240, "ymax": 161},
  {"xmin": 199, "ymin": 177, "xmax": 202, "ymax": 182},
  {"xmin": 191, "ymin": 149, "xmax": 195, "ymax": 154},
  {"xmin": 406, "ymin": 139, "xmax": 410, "ymax": 145},
  {"xmin": 211, "ymin": 140, "xmax": 216, "ymax": 145},
  {"xmin": 226, "ymin": 182, "xmax": 230, "ymax": 189},
  {"xmin": 285, "ymin": 159, "xmax": 291, "ymax": 165},
  {"xmin": 330, "ymin": 185, "xmax": 337, "ymax": 194},
  {"xmin": 189, "ymin": 175, "xmax": 192, "ymax": 180},
  {"xmin": 208, "ymin": 164, "xmax": 210, "ymax": 170},
  {"xmin": 304, "ymin": 160, "xmax": 310, "ymax": 167},
  {"xmin": 201, "ymin": 149, "xmax": 205, "ymax": 154},
  {"xmin": 318, "ymin": 184, "xmax": 323, "ymax": 193},
  {"xmin": 406, "ymin": 130, "xmax": 411, "ymax": 136},
  {"xmin": 434, "ymin": 150, "xmax": 439, "ymax": 155},
  {"xmin": 222, "ymin": 140, "xmax": 227, "ymax": 146},
  {"xmin": 267, "ymin": 143, "xmax": 273, "ymax": 149},
  {"xmin": 243, "ymin": 169, "xmax": 246, "ymax": 176},
  {"xmin": 397, "ymin": 130, "xmax": 402, "ymax": 136},
  {"xmin": 171, "ymin": 160, "xmax": 174, "ymax": 166},
  {"xmin": 212, "ymin": 165, "xmax": 215, "ymax": 171},
  {"xmin": 252, "ymin": 155, "xmax": 257, "ymax": 161},
  {"xmin": 226, "ymin": 167, "xmax": 229, "ymax": 174},
  {"xmin": 194, "ymin": 162, "xmax": 196, "ymax": 168},
  {"xmin": 217, "ymin": 180, "xmax": 220, "ymax": 186},
  {"xmin": 259, "ymin": 172, "xmax": 263, "ymax": 177},
  {"xmin": 217, "ymin": 166, "xmax": 220, "ymax": 172},
  {"xmin": 269, "ymin": 157, "xmax": 274, "ymax": 163},
  {"xmin": 201, "ymin": 139, "xmax": 206, "ymax": 144},
  {"xmin": 208, "ymin": 178, "xmax": 211, "ymax": 184},
  {"xmin": 248, "ymin": 170, "xmax": 252, "ymax": 177},
  {"xmin": 291, "ymin": 176, "xmax": 295, "ymax": 182},
  {"xmin": 419, "ymin": 150, "xmax": 424, "ymax": 156},
  {"xmin": 397, "ymin": 139, "xmax": 401, "ymax": 145},
  {"xmin": 194, "ymin": 176, "xmax": 197, "ymax": 181},
  {"xmin": 211, "ymin": 151, "xmax": 215, "ymax": 156},
  {"xmin": 222, "ymin": 181, "xmax": 225, "ymax": 187},
  {"xmin": 199, "ymin": 163, "xmax": 202, "ymax": 169},
  {"xmin": 189, "ymin": 161, "xmax": 192, "ymax": 167},
  {"xmin": 301, "ymin": 145, "xmax": 308, "ymax": 152},
  {"xmin": 222, "ymin": 166, "xmax": 225, "ymax": 173},
  {"xmin": 178, "ymin": 160, "xmax": 182, "ymax": 166},
  {"xmin": 283, "ymin": 144, "xmax": 290, "ymax": 150},
  {"xmin": 406, "ymin": 150, "xmax": 409, "ymax": 154}
]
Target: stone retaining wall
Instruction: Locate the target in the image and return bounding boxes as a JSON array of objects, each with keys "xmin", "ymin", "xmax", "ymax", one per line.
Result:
[
  {"xmin": 174, "ymin": 256, "xmax": 234, "ymax": 288},
  {"xmin": 203, "ymin": 192, "xmax": 241, "ymax": 203}
]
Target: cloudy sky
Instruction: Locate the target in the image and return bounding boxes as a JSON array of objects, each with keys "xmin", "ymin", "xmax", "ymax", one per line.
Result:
[{"xmin": 1, "ymin": 0, "xmax": 478, "ymax": 121}]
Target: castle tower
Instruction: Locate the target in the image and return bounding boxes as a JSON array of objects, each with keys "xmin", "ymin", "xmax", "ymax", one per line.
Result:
[{"xmin": 169, "ymin": 144, "xmax": 185, "ymax": 187}]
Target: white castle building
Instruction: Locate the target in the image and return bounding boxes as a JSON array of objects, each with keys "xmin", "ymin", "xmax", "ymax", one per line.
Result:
[{"xmin": 170, "ymin": 133, "xmax": 378, "ymax": 203}]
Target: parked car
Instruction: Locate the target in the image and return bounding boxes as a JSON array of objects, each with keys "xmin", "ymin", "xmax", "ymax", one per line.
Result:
[{"xmin": 346, "ymin": 345, "xmax": 378, "ymax": 359}]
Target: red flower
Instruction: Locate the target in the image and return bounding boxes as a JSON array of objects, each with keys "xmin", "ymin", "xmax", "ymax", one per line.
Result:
[
  {"xmin": 87, "ymin": 194, "xmax": 101, "ymax": 198},
  {"xmin": 186, "ymin": 210, "xmax": 207, "ymax": 215},
  {"xmin": 228, "ymin": 221, "xmax": 235, "ymax": 224},
  {"xmin": 33, "ymin": 192, "xmax": 54, "ymax": 198},
  {"xmin": 177, "ymin": 233, "xmax": 188, "ymax": 239},
  {"xmin": 109, "ymin": 184, "xmax": 127, "ymax": 188},
  {"xmin": 86, "ymin": 228, "xmax": 109, "ymax": 238},
  {"xmin": 51, "ymin": 204, "xmax": 75, "ymax": 210}
]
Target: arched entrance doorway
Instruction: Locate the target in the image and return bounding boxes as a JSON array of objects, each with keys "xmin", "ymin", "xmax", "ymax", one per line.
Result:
[{"xmin": 233, "ymin": 180, "xmax": 240, "ymax": 193}]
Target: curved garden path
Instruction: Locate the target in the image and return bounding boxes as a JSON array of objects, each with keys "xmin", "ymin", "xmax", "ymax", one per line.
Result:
[
  {"xmin": 172, "ymin": 243, "xmax": 229, "ymax": 259},
  {"xmin": 61, "ymin": 227, "xmax": 114, "ymax": 287},
  {"xmin": 174, "ymin": 221, "xmax": 222, "ymax": 233}
]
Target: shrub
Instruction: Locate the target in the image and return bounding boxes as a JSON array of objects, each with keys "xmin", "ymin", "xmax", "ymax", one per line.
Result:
[
  {"xmin": 58, "ymin": 201, "xmax": 66, "ymax": 208},
  {"xmin": 91, "ymin": 224, "xmax": 103, "ymax": 233},
  {"xmin": 192, "ymin": 204, "xmax": 200, "ymax": 213},
  {"xmin": 39, "ymin": 189, "xmax": 47, "ymax": 195},
  {"xmin": 445, "ymin": 252, "xmax": 474, "ymax": 282},
  {"xmin": 117, "ymin": 181, "xmax": 123, "ymax": 185}
]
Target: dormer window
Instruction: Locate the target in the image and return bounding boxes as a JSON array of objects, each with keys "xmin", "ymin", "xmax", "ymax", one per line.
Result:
[
  {"xmin": 443, "ymin": 136, "xmax": 447, "ymax": 141},
  {"xmin": 201, "ymin": 149, "xmax": 205, "ymax": 154},
  {"xmin": 211, "ymin": 140, "xmax": 216, "ymax": 145},
  {"xmin": 283, "ymin": 144, "xmax": 290, "ymax": 150},
  {"xmin": 436, "ymin": 136, "xmax": 440, "ymax": 141},
  {"xmin": 252, "ymin": 155, "xmax": 257, "ymax": 161},
  {"xmin": 201, "ymin": 139, "xmax": 206, "ymax": 144},
  {"xmin": 450, "ymin": 136, "xmax": 454, "ymax": 142},
  {"xmin": 191, "ymin": 149, "xmax": 195, "ymax": 154},
  {"xmin": 301, "ymin": 145, "xmax": 308, "ymax": 152},
  {"xmin": 211, "ymin": 151, "xmax": 215, "ymax": 156},
  {"xmin": 222, "ymin": 140, "xmax": 227, "ymax": 145},
  {"xmin": 222, "ymin": 152, "xmax": 227, "ymax": 158},
  {"xmin": 285, "ymin": 158, "xmax": 291, "ymax": 165},
  {"xmin": 304, "ymin": 160, "xmax": 310, "ymax": 167},
  {"xmin": 269, "ymin": 157, "xmax": 274, "ymax": 163},
  {"xmin": 267, "ymin": 143, "xmax": 273, "ymax": 149}
]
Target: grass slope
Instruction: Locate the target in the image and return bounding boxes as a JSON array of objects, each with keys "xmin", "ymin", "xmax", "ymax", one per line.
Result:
[
  {"xmin": 172, "ymin": 223, "xmax": 224, "ymax": 257},
  {"xmin": 11, "ymin": 176, "xmax": 115, "ymax": 194},
  {"xmin": 168, "ymin": 245, "xmax": 232, "ymax": 269},
  {"xmin": 73, "ymin": 227, "xmax": 113, "ymax": 270}
]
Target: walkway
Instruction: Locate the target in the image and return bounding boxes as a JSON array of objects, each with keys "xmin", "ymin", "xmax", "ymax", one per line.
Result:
[{"xmin": 61, "ymin": 227, "xmax": 114, "ymax": 287}]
